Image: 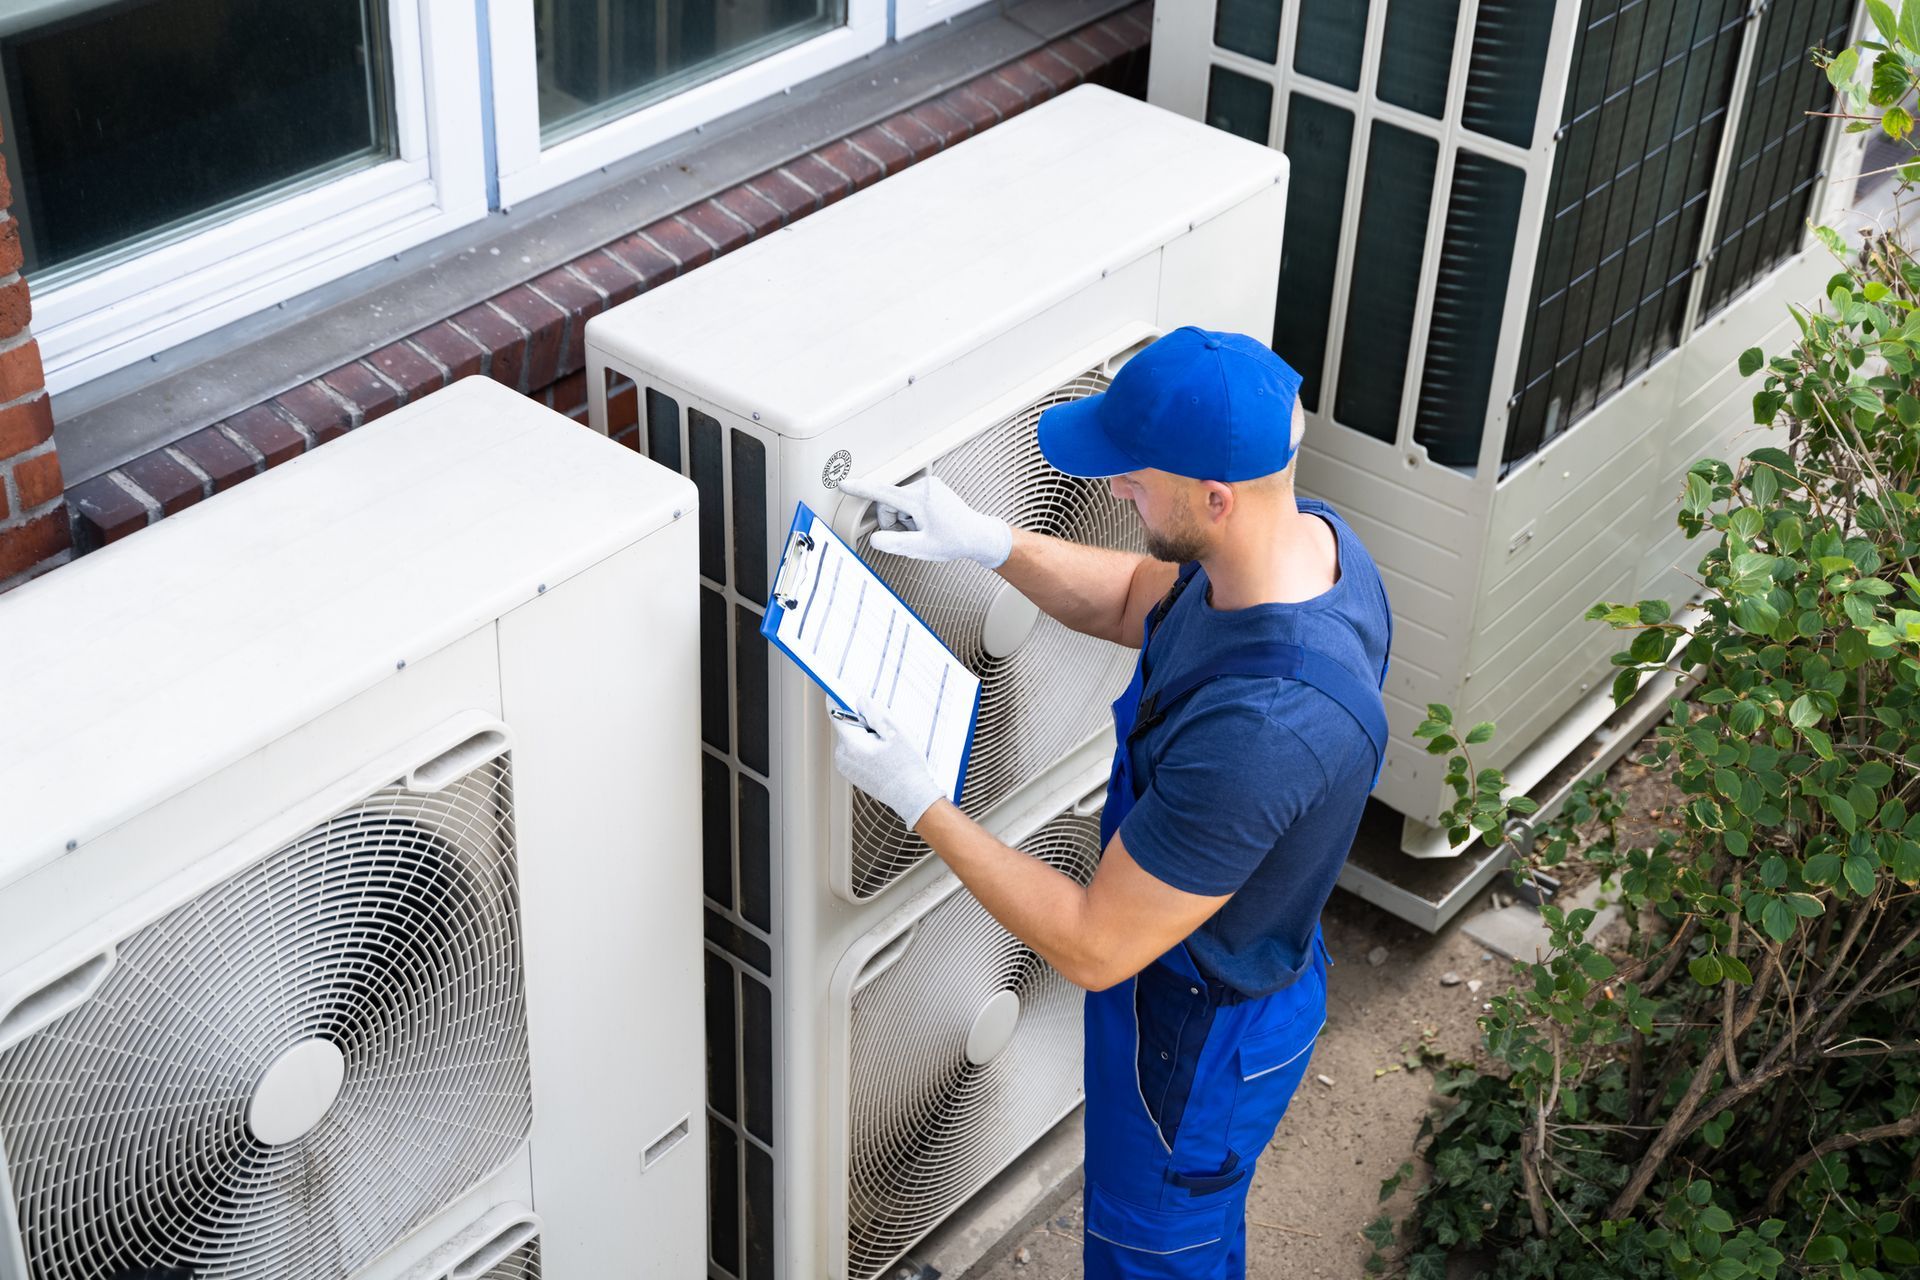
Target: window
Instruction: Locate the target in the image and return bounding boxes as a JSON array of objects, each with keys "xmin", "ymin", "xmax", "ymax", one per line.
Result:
[
  {"xmin": 488, "ymin": 0, "xmax": 885, "ymax": 205},
  {"xmin": 8, "ymin": 0, "xmax": 485, "ymax": 395}
]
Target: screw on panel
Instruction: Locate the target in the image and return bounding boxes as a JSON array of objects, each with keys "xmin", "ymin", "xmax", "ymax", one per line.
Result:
[
  {"xmin": 396, "ymin": 660, "xmax": 407, "ymax": 670},
  {"xmin": 673, "ymin": 509, "xmax": 683, "ymax": 519},
  {"xmin": 538, "ymin": 584, "xmax": 548, "ymax": 594},
  {"xmin": 752, "ymin": 412, "xmax": 761, "ymax": 421},
  {"xmin": 908, "ymin": 375, "xmax": 917, "ymax": 385},
  {"xmin": 65, "ymin": 839, "xmax": 77, "ymax": 852}
]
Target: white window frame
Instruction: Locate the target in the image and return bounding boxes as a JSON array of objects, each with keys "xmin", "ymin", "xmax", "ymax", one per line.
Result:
[
  {"xmin": 27, "ymin": 0, "xmax": 489, "ymax": 395},
  {"xmin": 487, "ymin": 0, "xmax": 886, "ymax": 208},
  {"xmin": 893, "ymin": 0, "xmax": 990, "ymax": 42}
]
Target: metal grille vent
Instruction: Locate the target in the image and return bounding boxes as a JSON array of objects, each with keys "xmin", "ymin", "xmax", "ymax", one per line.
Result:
[
  {"xmin": 843, "ymin": 811, "xmax": 1102, "ymax": 1280},
  {"xmin": 476, "ymin": 1240, "xmax": 541, "ymax": 1279},
  {"xmin": 0, "ymin": 758, "xmax": 532, "ymax": 1280},
  {"xmin": 849, "ymin": 371, "xmax": 1143, "ymax": 901}
]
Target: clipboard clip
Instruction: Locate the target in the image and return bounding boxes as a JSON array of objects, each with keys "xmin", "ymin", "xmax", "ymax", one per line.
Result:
[{"xmin": 773, "ymin": 529, "xmax": 817, "ymax": 610}]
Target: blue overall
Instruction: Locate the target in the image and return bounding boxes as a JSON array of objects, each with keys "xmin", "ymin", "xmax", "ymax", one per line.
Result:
[{"xmin": 1083, "ymin": 563, "xmax": 1388, "ymax": 1278}]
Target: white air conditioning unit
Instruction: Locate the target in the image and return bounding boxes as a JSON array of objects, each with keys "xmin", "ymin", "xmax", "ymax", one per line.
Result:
[
  {"xmin": 584, "ymin": 84, "xmax": 1287, "ymax": 1280},
  {"xmin": 0, "ymin": 378, "xmax": 705, "ymax": 1279},
  {"xmin": 1148, "ymin": 0, "xmax": 1868, "ymax": 923}
]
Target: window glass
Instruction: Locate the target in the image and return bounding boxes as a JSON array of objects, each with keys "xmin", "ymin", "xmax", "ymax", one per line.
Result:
[
  {"xmin": 1213, "ymin": 0, "xmax": 1283, "ymax": 64},
  {"xmin": 537, "ymin": 0, "xmax": 839, "ymax": 145},
  {"xmin": 1334, "ymin": 121, "xmax": 1439, "ymax": 443},
  {"xmin": 1293, "ymin": 0, "xmax": 1367, "ymax": 89},
  {"xmin": 1274, "ymin": 95, "xmax": 1355, "ymax": 412},
  {"xmin": 1205, "ymin": 65, "xmax": 1274, "ymax": 143},
  {"xmin": 0, "ymin": 0, "xmax": 395, "ymax": 284},
  {"xmin": 1415, "ymin": 151, "xmax": 1527, "ymax": 470},
  {"xmin": 1376, "ymin": 0, "xmax": 1461, "ymax": 119},
  {"xmin": 1698, "ymin": 0, "xmax": 1852, "ymax": 318},
  {"xmin": 1505, "ymin": 0, "xmax": 1748, "ymax": 466}
]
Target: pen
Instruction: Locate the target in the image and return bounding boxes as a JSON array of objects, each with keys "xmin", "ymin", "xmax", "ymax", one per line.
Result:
[{"xmin": 828, "ymin": 706, "xmax": 880, "ymax": 736}]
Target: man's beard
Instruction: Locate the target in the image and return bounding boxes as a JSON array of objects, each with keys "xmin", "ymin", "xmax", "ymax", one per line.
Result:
[{"xmin": 1142, "ymin": 509, "xmax": 1207, "ymax": 564}]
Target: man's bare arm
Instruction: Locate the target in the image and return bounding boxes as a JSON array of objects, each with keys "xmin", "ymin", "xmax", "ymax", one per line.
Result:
[
  {"xmin": 995, "ymin": 527, "xmax": 1178, "ymax": 649},
  {"xmin": 914, "ymin": 799, "xmax": 1227, "ymax": 990}
]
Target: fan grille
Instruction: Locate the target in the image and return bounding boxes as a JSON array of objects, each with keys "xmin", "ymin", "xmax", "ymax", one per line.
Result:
[
  {"xmin": 844, "ymin": 811, "xmax": 1102, "ymax": 1280},
  {"xmin": 0, "ymin": 759, "xmax": 533, "ymax": 1280},
  {"xmin": 850, "ymin": 371, "xmax": 1141, "ymax": 900},
  {"xmin": 476, "ymin": 1239, "xmax": 541, "ymax": 1279}
]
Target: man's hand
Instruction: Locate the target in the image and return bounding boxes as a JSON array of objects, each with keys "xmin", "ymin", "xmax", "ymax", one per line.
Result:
[
  {"xmin": 829, "ymin": 696, "xmax": 946, "ymax": 828},
  {"xmin": 839, "ymin": 476, "xmax": 1013, "ymax": 568}
]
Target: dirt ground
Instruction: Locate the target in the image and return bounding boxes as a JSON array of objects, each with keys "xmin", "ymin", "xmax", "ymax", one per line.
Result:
[{"xmin": 974, "ymin": 742, "xmax": 1673, "ymax": 1279}]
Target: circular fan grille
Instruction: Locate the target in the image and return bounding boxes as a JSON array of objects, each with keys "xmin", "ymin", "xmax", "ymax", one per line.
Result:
[
  {"xmin": 475, "ymin": 1240, "xmax": 541, "ymax": 1279},
  {"xmin": 0, "ymin": 761, "xmax": 533, "ymax": 1280},
  {"xmin": 850, "ymin": 371, "xmax": 1142, "ymax": 900},
  {"xmin": 844, "ymin": 811, "xmax": 1102, "ymax": 1280}
]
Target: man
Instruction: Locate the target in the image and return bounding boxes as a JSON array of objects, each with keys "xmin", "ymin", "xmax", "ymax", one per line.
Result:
[{"xmin": 832, "ymin": 326, "xmax": 1391, "ymax": 1279}]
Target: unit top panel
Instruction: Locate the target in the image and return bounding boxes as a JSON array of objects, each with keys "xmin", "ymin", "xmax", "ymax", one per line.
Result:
[
  {"xmin": 585, "ymin": 85, "xmax": 1287, "ymax": 438},
  {"xmin": 0, "ymin": 377, "xmax": 696, "ymax": 887}
]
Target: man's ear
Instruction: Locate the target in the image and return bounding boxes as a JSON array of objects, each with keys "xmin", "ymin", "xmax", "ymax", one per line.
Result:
[{"xmin": 1201, "ymin": 479, "xmax": 1235, "ymax": 523}]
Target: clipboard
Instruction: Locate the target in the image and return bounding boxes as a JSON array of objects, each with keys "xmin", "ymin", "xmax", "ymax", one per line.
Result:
[{"xmin": 761, "ymin": 502, "xmax": 981, "ymax": 805}]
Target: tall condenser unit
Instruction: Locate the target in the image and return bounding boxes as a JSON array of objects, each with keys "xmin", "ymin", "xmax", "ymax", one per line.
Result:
[
  {"xmin": 1150, "ymin": 0, "xmax": 1869, "ymax": 924},
  {"xmin": 584, "ymin": 85, "xmax": 1288, "ymax": 1280},
  {"xmin": 0, "ymin": 377, "xmax": 706, "ymax": 1278}
]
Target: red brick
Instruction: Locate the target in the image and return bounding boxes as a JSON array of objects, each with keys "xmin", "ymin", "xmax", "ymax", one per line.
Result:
[
  {"xmin": 412, "ymin": 322, "xmax": 487, "ymax": 383},
  {"xmin": 846, "ymin": 127, "xmax": 912, "ymax": 177},
  {"xmin": 322, "ymin": 360, "xmax": 404, "ymax": 423},
  {"xmin": 1110, "ymin": 4, "xmax": 1152, "ymax": 42},
  {"xmin": 121, "ymin": 450, "xmax": 203, "ymax": 516},
  {"xmin": 641, "ymin": 218, "xmax": 716, "ymax": 272},
  {"xmin": 0, "ymin": 394, "xmax": 51, "ymax": 458},
  {"xmin": 999, "ymin": 55, "xmax": 1064, "ymax": 101},
  {"xmin": 0, "ymin": 156, "xmax": 14, "ymax": 213},
  {"xmin": 0, "ymin": 338, "xmax": 43, "ymax": 404},
  {"xmin": 1075, "ymin": 18, "xmax": 1138, "ymax": 62},
  {"xmin": 782, "ymin": 154, "xmax": 853, "ymax": 207},
  {"xmin": 529, "ymin": 267, "xmax": 605, "ymax": 375},
  {"xmin": 494, "ymin": 286, "xmax": 568, "ymax": 389},
  {"xmin": 750, "ymin": 171, "xmax": 819, "ymax": 221},
  {"xmin": 570, "ymin": 249, "xmax": 643, "ymax": 308},
  {"xmin": 679, "ymin": 203, "xmax": 752, "ymax": 256},
  {"xmin": 174, "ymin": 425, "xmax": 255, "ymax": 493},
  {"xmin": 224, "ymin": 404, "xmax": 306, "ymax": 469},
  {"xmin": 606, "ymin": 377, "xmax": 639, "ymax": 434},
  {"xmin": 606, "ymin": 232, "xmax": 684, "ymax": 285},
  {"xmin": 879, "ymin": 114, "xmax": 942, "ymax": 161},
  {"xmin": 612, "ymin": 424, "xmax": 641, "ymax": 452},
  {"xmin": 367, "ymin": 341, "xmax": 445, "ymax": 402},
  {"xmin": 1026, "ymin": 47, "xmax": 1085, "ymax": 87},
  {"xmin": 940, "ymin": 86, "xmax": 1003, "ymax": 131},
  {"xmin": 0, "ymin": 220, "xmax": 20, "ymax": 279},
  {"xmin": 548, "ymin": 368, "xmax": 589, "ymax": 417},
  {"xmin": 274, "ymin": 381, "xmax": 355, "ymax": 444},
  {"xmin": 712, "ymin": 184, "xmax": 782, "ymax": 237},
  {"xmin": 0, "ymin": 277, "xmax": 31, "ymax": 339},
  {"xmin": 12, "ymin": 448, "xmax": 58, "ymax": 508},
  {"xmin": 452, "ymin": 302, "xmax": 528, "ymax": 392},
  {"xmin": 968, "ymin": 73, "xmax": 1030, "ymax": 121},
  {"xmin": 911, "ymin": 101, "xmax": 975, "ymax": 147},
  {"xmin": 817, "ymin": 139, "xmax": 886, "ymax": 190},
  {"xmin": 69, "ymin": 474, "xmax": 148, "ymax": 549},
  {"xmin": 0, "ymin": 508, "xmax": 69, "ymax": 581}
]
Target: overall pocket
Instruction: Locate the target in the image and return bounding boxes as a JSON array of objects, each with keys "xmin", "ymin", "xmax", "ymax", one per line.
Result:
[
  {"xmin": 1225, "ymin": 975, "xmax": 1325, "ymax": 1156},
  {"xmin": 1084, "ymin": 1182, "xmax": 1233, "ymax": 1277}
]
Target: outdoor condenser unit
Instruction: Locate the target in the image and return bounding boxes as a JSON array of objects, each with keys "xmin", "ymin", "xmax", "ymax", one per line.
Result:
[
  {"xmin": 0, "ymin": 378, "xmax": 705, "ymax": 1279},
  {"xmin": 1150, "ymin": 0, "xmax": 1867, "ymax": 924},
  {"xmin": 584, "ymin": 85, "xmax": 1287, "ymax": 1280}
]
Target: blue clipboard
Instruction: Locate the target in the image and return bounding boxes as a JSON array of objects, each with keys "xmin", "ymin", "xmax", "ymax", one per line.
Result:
[{"xmin": 761, "ymin": 501, "xmax": 980, "ymax": 805}]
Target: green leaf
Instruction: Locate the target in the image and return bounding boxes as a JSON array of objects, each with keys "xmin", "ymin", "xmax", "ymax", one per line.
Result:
[
  {"xmin": 1884, "ymin": 1238, "xmax": 1919, "ymax": 1265},
  {"xmin": 1464, "ymin": 721, "xmax": 1495, "ymax": 745},
  {"xmin": 1890, "ymin": 105, "xmax": 1917, "ymax": 140},
  {"xmin": 1721, "ymin": 954, "xmax": 1753, "ymax": 984},
  {"xmin": 1805, "ymin": 851, "xmax": 1845, "ymax": 885},
  {"xmin": 1808, "ymin": 1235, "xmax": 1847, "ymax": 1264},
  {"xmin": 1730, "ymin": 700, "xmax": 1765, "ymax": 735},
  {"xmin": 1690, "ymin": 953, "xmax": 1725, "ymax": 986},
  {"xmin": 1763, "ymin": 897, "xmax": 1794, "ymax": 943},
  {"xmin": 1700, "ymin": 1206, "xmax": 1735, "ymax": 1234},
  {"xmin": 1845, "ymin": 853, "xmax": 1878, "ymax": 896},
  {"xmin": 1787, "ymin": 892, "xmax": 1825, "ymax": 917},
  {"xmin": 1828, "ymin": 46, "xmax": 1862, "ymax": 95},
  {"xmin": 1872, "ymin": 0, "xmax": 1900, "ymax": 41},
  {"xmin": 1828, "ymin": 794, "xmax": 1858, "ymax": 833},
  {"xmin": 1805, "ymin": 726, "xmax": 1835, "ymax": 760},
  {"xmin": 1738, "ymin": 346, "xmax": 1765, "ymax": 377},
  {"xmin": 1788, "ymin": 694, "xmax": 1820, "ymax": 729},
  {"xmin": 1579, "ymin": 951, "xmax": 1615, "ymax": 980}
]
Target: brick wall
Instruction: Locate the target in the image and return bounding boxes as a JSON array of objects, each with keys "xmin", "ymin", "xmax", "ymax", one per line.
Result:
[
  {"xmin": 39, "ymin": 6, "xmax": 1149, "ymax": 576},
  {"xmin": 0, "ymin": 115, "xmax": 67, "ymax": 592}
]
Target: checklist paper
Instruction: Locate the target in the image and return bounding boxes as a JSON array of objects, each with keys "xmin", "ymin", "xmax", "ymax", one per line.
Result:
[{"xmin": 761, "ymin": 502, "xmax": 980, "ymax": 805}]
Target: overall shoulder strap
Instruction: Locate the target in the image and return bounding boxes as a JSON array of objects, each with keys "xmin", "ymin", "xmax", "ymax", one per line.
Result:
[
  {"xmin": 1129, "ymin": 641, "xmax": 1389, "ymax": 787},
  {"xmin": 1145, "ymin": 561, "xmax": 1204, "ymax": 643}
]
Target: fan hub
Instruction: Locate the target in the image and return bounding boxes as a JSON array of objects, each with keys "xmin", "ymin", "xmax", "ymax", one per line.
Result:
[
  {"xmin": 964, "ymin": 989, "xmax": 1022, "ymax": 1066},
  {"xmin": 981, "ymin": 584, "xmax": 1041, "ymax": 660},
  {"xmin": 248, "ymin": 1038, "xmax": 346, "ymax": 1146}
]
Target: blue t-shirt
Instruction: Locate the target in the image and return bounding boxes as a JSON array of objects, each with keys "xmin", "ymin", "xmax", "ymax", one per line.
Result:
[{"xmin": 1117, "ymin": 498, "xmax": 1391, "ymax": 996}]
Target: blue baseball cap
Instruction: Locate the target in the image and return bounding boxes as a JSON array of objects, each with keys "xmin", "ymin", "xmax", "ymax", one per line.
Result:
[{"xmin": 1037, "ymin": 327, "xmax": 1303, "ymax": 482}]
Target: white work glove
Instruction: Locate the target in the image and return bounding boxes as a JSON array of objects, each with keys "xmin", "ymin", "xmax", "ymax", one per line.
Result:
[
  {"xmin": 830, "ymin": 696, "xmax": 946, "ymax": 829},
  {"xmin": 838, "ymin": 476, "xmax": 1012, "ymax": 569}
]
